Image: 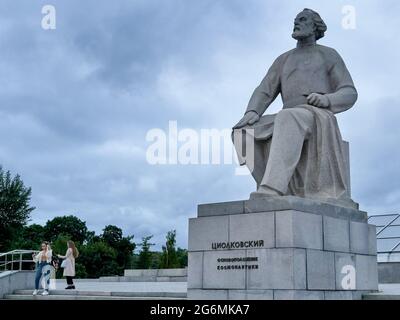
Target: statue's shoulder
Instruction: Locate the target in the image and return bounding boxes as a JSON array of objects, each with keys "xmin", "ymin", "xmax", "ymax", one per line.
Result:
[
  {"xmin": 273, "ymin": 48, "xmax": 295, "ymax": 64},
  {"xmin": 315, "ymin": 44, "xmax": 343, "ymax": 62}
]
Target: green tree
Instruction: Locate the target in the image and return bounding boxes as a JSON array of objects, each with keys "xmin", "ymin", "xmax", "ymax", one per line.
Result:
[
  {"xmin": 10, "ymin": 224, "xmax": 45, "ymax": 250},
  {"xmin": 44, "ymin": 215, "xmax": 89, "ymax": 244},
  {"xmin": 101, "ymin": 225, "xmax": 135, "ymax": 274},
  {"xmin": 150, "ymin": 251, "xmax": 162, "ymax": 269},
  {"xmin": 78, "ymin": 241, "xmax": 119, "ymax": 278},
  {"xmin": 52, "ymin": 234, "xmax": 69, "ymax": 257},
  {"xmin": 52, "ymin": 234, "xmax": 69, "ymax": 278},
  {"xmin": 176, "ymin": 248, "xmax": 188, "ymax": 268},
  {"xmin": 74, "ymin": 262, "xmax": 88, "ymax": 278},
  {"xmin": 0, "ymin": 166, "xmax": 35, "ymax": 251},
  {"xmin": 86, "ymin": 230, "xmax": 100, "ymax": 244},
  {"xmin": 137, "ymin": 235, "xmax": 155, "ymax": 269},
  {"xmin": 159, "ymin": 230, "xmax": 179, "ymax": 269},
  {"xmin": 102, "ymin": 225, "xmax": 123, "ymax": 246}
]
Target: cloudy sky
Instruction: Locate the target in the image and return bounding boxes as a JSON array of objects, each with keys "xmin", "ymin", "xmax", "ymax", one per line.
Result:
[{"xmin": 1, "ymin": 0, "xmax": 399, "ymax": 249}]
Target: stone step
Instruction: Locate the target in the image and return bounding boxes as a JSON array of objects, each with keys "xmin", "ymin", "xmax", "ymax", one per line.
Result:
[
  {"xmin": 5, "ymin": 294, "xmax": 186, "ymax": 300},
  {"xmin": 124, "ymin": 268, "xmax": 187, "ymax": 277},
  {"xmin": 13, "ymin": 289, "xmax": 187, "ymax": 298},
  {"xmin": 363, "ymin": 293, "xmax": 400, "ymax": 300},
  {"xmin": 99, "ymin": 276, "xmax": 187, "ymax": 282},
  {"xmin": 363, "ymin": 284, "xmax": 400, "ymax": 299}
]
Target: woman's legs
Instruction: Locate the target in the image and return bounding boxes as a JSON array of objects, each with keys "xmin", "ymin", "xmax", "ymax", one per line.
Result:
[
  {"xmin": 66, "ymin": 276, "xmax": 75, "ymax": 289},
  {"xmin": 42, "ymin": 264, "xmax": 51, "ymax": 291},
  {"xmin": 34, "ymin": 263, "xmax": 44, "ymax": 290}
]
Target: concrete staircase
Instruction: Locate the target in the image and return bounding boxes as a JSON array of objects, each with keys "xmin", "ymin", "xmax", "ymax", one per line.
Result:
[
  {"xmin": 363, "ymin": 293, "xmax": 400, "ymax": 300},
  {"xmin": 7, "ymin": 290, "xmax": 400, "ymax": 300},
  {"xmin": 5, "ymin": 289, "xmax": 187, "ymax": 300},
  {"xmin": 2, "ymin": 270, "xmax": 399, "ymax": 300},
  {"xmin": 362, "ymin": 284, "xmax": 400, "ymax": 300},
  {"xmin": 2, "ymin": 277, "xmax": 188, "ymax": 300},
  {"xmin": 5, "ymin": 287, "xmax": 400, "ymax": 300}
]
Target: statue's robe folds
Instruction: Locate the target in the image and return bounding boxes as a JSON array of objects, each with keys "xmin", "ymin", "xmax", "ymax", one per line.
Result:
[{"xmin": 233, "ymin": 44, "xmax": 358, "ymax": 203}]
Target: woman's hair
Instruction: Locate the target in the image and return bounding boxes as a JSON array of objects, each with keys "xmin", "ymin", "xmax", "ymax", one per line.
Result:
[{"xmin": 67, "ymin": 240, "xmax": 79, "ymax": 258}]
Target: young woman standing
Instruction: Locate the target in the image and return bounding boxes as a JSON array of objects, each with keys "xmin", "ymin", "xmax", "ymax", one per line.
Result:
[
  {"xmin": 58, "ymin": 240, "xmax": 79, "ymax": 289},
  {"xmin": 32, "ymin": 242, "xmax": 52, "ymax": 296}
]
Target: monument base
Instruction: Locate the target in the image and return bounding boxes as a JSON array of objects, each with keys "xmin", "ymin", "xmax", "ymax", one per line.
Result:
[{"xmin": 187, "ymin": 196, "xmax": 378, "ymax": 300}]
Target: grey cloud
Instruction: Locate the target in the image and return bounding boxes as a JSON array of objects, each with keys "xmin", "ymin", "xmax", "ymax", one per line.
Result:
[{"xmin": 1, "ymin": 0, "xmax": 399, "ymax": 248}]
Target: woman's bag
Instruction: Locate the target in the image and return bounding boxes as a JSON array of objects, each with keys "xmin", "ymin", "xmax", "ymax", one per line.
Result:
[
  {"xmin": 60, "ymin": 260, "xmax": 67, "ymax": 268},
  {"xmin": 50, "ymin": 256, "xmax": 59, "ymax": 269}
]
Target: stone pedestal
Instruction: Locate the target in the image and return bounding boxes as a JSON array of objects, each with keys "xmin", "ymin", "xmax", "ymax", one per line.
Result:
[{"xmin": 187, "ymin": 196, "xmax": 378, "ymax": 300}]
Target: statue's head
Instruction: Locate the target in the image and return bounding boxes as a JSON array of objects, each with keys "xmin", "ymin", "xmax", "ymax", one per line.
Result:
[{"xmin": 292, "ymin": 9, "xmax": 327, "ymax": 41}]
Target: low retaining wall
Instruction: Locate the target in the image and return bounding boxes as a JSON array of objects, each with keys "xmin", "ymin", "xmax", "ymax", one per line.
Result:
[
  {"xmin": 99, "ymin": 268, "xmax": 187, "ymax": 282},
  {"xmin": 0, "ymin": 271, "xmax": 35, "ymax": 298}
]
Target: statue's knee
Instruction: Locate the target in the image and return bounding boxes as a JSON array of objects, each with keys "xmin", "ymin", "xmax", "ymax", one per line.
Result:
[
  {"xmin": 275, "ymin": 108, "xmax": 294, "ymax": 123},
  {"xmin": 276, "ymin": 108, "xmax": 313, "ymax": 124}
]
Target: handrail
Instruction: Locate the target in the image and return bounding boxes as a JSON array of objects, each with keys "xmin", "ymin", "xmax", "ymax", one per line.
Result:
[
  {"xmin": 390, "ymin": 240, "xmax": 400, "ymax": 253},
  {"xmin": 373, "ymin": 224, "xmax": 400, "ymax": 228},
  {"xmin": 369, "ymin": 214, "xmax": 400, "ymax": 255},
  {"xmin": 0, "ymin": 249, "xmax": 38, "ymax": 272},
  {"xmin": 0, "ymin": 249, "xmax": 38, "ymax": 257},
  {"xmin": 376, "ymin": 215, "xmax": 400, "ymax": 236},
  {"xmin": 369, "ymin": 213, "xmax": 400, "ymax": 218},
  {"xmin": 368, "ymin": 213, "xmax": 400, "ymax": 221}
]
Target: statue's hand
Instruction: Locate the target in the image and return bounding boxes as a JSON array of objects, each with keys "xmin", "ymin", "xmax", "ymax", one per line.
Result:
[
  {"xmin": 233, "ymin": 111, "xmax": 260, "ymax": 129},
  {"xmin": 307, "ymin": 93, "xmax": 330, "ymax": 108}
]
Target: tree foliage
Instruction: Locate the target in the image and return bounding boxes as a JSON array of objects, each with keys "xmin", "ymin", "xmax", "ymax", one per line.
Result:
[
  {"xmin": 101, "ymin": 225, "xmax": 135, "ymax": 274},
  {"xmin": 137, "ymin": 235, "xmax": 155, "ymax": 269},
  {"xmin": 10, "ymin": 224, "xmax": 45, "ymax": 250},
  {"xmin": 44, "ymin": 215, "xmax": 89, "ymax": 243},
  {"xmin": 0, "ymin": 166, "xmax": 35, "ymax": 251},
  {"xmin": 78, "ymin": 241, "xmax": 119, "ymax": 278},
  {"xmin": 102, "ymin": 225, "xmax": 123, "ymax": 246},
  {"xmin": 159, "ymin": 230, "xmax": 179, "ymax": 269},
  {"xmin": 176, "ymin": 247, "xmax": 188, "ymax": 268}
]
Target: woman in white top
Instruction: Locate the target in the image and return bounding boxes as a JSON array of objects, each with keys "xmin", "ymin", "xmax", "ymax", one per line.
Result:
[
  {"xmin": 58, "ymin": 240, "xmax": 79, "ymax": 289},
  {"xmin": 32, "ymin": 242, "xmax": 52, "ymax": 296}
]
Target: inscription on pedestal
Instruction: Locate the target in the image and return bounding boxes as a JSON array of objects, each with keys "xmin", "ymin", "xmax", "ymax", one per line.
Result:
[
  {"xmin": 211, "ymin": 240, "xmax": 265, "ymax": 250},
  {"xmin": 216, "ymin": 256, "xmax": 259, "ymax": 271}
]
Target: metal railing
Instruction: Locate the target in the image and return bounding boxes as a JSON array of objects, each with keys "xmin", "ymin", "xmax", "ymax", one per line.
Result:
[
  {"xmin": 0, "ymin": 250, "xmax": 38, "ymax": 272},
  {"xmin": 368, "ymin": 214, "xmax": 400, "ymax": 255}
]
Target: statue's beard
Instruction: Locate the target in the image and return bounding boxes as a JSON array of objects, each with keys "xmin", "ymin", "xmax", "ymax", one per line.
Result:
[{"xmin": 292, "ymin": 29, "xmax": 315, "ymax": 40}]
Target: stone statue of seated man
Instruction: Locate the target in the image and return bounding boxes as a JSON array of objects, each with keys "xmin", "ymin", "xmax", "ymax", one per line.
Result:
[{"xmin": 232, "ymin": 8, "xmax": 358, "ymax": 207}]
